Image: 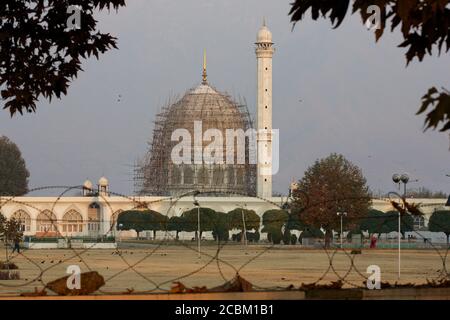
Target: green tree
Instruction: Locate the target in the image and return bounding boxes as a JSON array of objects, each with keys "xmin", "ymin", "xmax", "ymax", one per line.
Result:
[
  {"xmin": 300, "ymin": 226, "xmax": 324, "ymax": 239},
  {"xmin": 269, "ymin": 229, "xmax": 283, "ymax": 245},
  {"xmin": 228, "ymin": 208, "xmax": 260, "ymax": 242},
  {"xmin": 167, "ymin": 216, "xmax": 184, "ymax": 240},
  {"xmin": 286, "ymin": 212, "xmax": 305, "ymax": 231},
  {"xmin": 262, "ymin": 209, "xmax": 289, "ymax": 244},
  {"xmin": 117, "ymin": 210, "xmax": 166, "ymax": 239},
  {"xmin": 355, "ymin": 209, "xmax": 414, "ymax": 239},
  {"xmin": 144, "ymin": 210, "xmax": 167, "ymax": 239},
  {"xmin": 285, "ymin": 211, "xmax": 324, "ymax": 242},
  {"xmin": 289, "ymin": 0, "xmax": 450, "ymax": 133},
  {"xmin": 383, "ymin": 211, "xmax": 414, "ymax": 238},
  {"xmin": 211, "ymin": 212, "xmax": 230, "ymax": 242},
  {"xmin": 358, "ymin": 209, "xmax": 391, "ymax": 237},
  {"xmin": 1, "ymin": 0, "xmax": 126, "ymax": 115},
  {"xmin": 0, "ymin": 136, "xmax": 30, "ymax": 196},
  {"xmin": 292, "ymin": 153, "xmax": 371, "ymax": 247},
  {"xmin": 181, "ymin": 207, "xmax": 217, "ymax": 240},
  {"xmin": 0, "ymin": 213, "xmax": 6, "ymax": 234},
  {"xmin": 428, "ymin": 210, "xmax": 450, "ymax": 244},
  {"xmin": 0, "ymin": 213, "xmax": 23, "ymax": 262}
]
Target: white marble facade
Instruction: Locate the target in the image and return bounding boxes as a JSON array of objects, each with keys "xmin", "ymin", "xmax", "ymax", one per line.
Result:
[{"xmin": 0, "ymin": 179, "xmax": 447, "ymax": 239}]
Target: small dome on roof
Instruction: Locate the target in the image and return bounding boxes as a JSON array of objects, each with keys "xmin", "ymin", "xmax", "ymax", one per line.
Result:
[
  {"xmin": 98, "ymin": 177, "xmax": 109, "ymax": 187},
  {"xmin": 83, "ymin": 180, "xmax": 93, "ymax": 189}
]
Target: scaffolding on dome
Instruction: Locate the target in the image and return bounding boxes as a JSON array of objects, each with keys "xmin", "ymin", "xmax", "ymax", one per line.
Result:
[{"xmin": 134, "ymin": 84, "xmax": 257, "ymax": 197}]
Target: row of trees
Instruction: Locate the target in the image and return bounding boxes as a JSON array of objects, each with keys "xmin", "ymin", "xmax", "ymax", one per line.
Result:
[
  {"xmin": 116, "ymin": 206, "xmax": 450, "ymax": 245},
  {"xmin": 116, "ymin": 208, "xmax": 287, "ymax": 243},
  {"xmin": 405, "ymin": 187, "xmax": 448, "ymax": 199},
  {"xmin": 117, "ymin": 208, "xmax": 262, "ymax": 242},
  {"xmin": 117, "ymin": 208, "xmax": 321, "ymax": 244}
]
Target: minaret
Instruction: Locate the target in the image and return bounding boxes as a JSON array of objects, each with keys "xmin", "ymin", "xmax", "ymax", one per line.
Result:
[{"xmin": 255, "ymin": 19, "xmax": 274, "ymax": 199}]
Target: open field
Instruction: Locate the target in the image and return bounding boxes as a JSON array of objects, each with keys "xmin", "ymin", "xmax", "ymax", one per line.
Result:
[{"xmin": 0, "ymin": 244, "xmax": 448, "ymax": 297}]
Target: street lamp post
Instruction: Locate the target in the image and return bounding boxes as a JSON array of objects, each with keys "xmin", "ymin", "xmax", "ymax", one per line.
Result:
[
  {"xmin": 445, "ymin": 175, "xmax": 450, "ymax": 207},
  {"xmin": 392, "ymin": 173, "xmax": 409, "ymax": 280},
  {"xmin": 336, "ymin": 212, "xmax": 347, "ymax": 249},
  {"xmin": 236, "ymin": 204, "xmax": 248, "ymax": 246},
  {"xmin": 118, "ymin": 223, "xmax": 123, "ymax": 244},
  {"xmin": 194, "ymin": 200, "xmax": 201, "ymax": 259}
]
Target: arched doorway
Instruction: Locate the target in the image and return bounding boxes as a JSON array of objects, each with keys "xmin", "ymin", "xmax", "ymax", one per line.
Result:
[
  {"xmin": 62, "ymin": 210, "xmax": 84, "ymax": 236},
  {"xmin": 36, "ymin": 210, "xmax": 57, "ymax": 237},
  {"xmin": 88, "ymin": 203, "xmax": 101, "ymax": 237},
  {"xmin": 12, "ymin": 210, "xmax": 31, "ymax": 233}
]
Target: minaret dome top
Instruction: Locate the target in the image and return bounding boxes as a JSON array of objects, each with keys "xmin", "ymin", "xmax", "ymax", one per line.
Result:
[{"xmin": 256, "ymin": 20, "xmax": 272, "ymax": 43}]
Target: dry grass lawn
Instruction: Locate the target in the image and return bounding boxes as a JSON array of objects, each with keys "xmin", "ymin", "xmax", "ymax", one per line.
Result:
[{"xmin": 0, "ymin": 244, "xmax": 448, "ymax": 297}]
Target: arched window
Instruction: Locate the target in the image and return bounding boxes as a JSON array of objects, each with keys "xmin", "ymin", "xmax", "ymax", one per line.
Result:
[
  {"xmin": 236, "ymin": 168, "xmax": 245, "ymax": 185},
  {"xmin": 197, "ymin": 167, "xmax": 209, "ymax": 185},
  {"xmin": 413, "ymin": 216, "xmax": 425, "ymax": 230},
  {"xmin": 12, "ymin": 210, "xmax": 31, "ymax": 232},
  {"xmin": 171, "ymin": 166, "xmax": 182, "ymax": 185},
  {"xmin": 184, "ymin": 166, "xmax": 194, "ymax": 184},
  {"xmin": 227, "ymin": 167, "xmax": 235, "ymax": 186},
  {"xmin": 213, "ymin": 167, "xmax": 224, "ymax": 185},
  {"xmin": 88, "ymin": 203, "xmax": 100, "ymax": 232},
  {"xmin": 62, "ymin": 210, "xmax": 83, "ymax": 233},
  {"xmin": 36, "ymin": 210, "xmax": 57, "ymax": 233}
]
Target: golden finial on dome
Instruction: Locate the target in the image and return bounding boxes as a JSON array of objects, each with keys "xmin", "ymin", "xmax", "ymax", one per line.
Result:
[{"xmin": 202, "ymin": 49, "xmax": 207, "ymax": 84}]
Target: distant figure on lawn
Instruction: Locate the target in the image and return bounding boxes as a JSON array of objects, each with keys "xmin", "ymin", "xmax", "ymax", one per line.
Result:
[
  {"xmin": 370, "ymin": 236, "xmax": 377, "ymax": 249},
  {"xmin": 12, "ymin": 239, "xmax": 20, "ymax": 254}
]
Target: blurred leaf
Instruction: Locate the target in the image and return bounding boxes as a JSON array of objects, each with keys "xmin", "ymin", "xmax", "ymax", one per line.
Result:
[
  {"xmin": 417, "ymin": 87, "xmax": 450, "ymax": 132},
  {"xmin": 0, "ymin": 0, "xmax": 126, "ymax": 115}
]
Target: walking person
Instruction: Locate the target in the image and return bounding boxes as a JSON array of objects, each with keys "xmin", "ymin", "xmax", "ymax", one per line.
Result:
[{"xmin": 11, "ymin": 239, "xmax": 20, "ymax": 254}]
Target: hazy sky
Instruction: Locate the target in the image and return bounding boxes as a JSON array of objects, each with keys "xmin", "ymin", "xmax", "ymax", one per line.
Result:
[{"xmin": 1, "ymin": 0, "xmax": 449, "ymax": 196}]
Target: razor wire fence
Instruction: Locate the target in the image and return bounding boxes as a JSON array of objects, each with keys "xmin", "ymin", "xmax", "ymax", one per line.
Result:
[{"xmin": 0, "ymin": 185, "xmax": 449, "ymax": 297}]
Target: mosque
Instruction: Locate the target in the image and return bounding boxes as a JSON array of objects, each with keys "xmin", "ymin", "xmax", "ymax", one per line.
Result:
[
  {"xmin": 136, "ymin": 53, "xmax": 257, "ymax": 197},
  {"xmin": 0, "ymin": 23, "xmax": 447, "ymax": 240}
]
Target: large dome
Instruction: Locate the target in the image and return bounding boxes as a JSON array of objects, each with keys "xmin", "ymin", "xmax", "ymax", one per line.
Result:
[
  {"xmin": 138, "ymin": 82, "xmax": 256, "ymax": 196},
  {"xmin": 164, "ymin": 84, "xmax": 246, "ymax": 135}
]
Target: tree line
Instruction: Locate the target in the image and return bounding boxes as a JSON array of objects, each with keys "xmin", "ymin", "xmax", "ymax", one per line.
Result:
[{"xmin": 116, "ymin": 207, "xmax": 450, "ymax": 245}]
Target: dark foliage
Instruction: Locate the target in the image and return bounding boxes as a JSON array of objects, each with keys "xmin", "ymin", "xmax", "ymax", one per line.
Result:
[
  {"xmin": 117, "ymin": 210, "xmax": 166, "ymax": 238},
  {"xmin": 292, "ymin": 153, "xmax": 371, "ymax": 236},
  {"xmin": 289, "ymin": 0, "xmax": 450, "ymax": 133},
  {"xmin": 1, "ymin": 0, "xmax": 126, "ymax": 115},
  {"xmin": 417, "ymin": 87, "xmax": 450, "ymax": 132},
  {"xmin": 0, "ymin": 136, "xmax": 29, "ymax": 196},
  {"xmin": 428, "ymin": 210, "xmax": 450, "ymax": 243}
]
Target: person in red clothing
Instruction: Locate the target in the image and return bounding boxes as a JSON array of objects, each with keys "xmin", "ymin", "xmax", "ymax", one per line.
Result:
[{"xmin": 370, "ymin": 236, "xmax": 377, "ymax": 249}]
